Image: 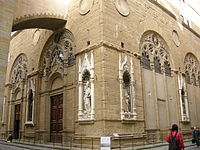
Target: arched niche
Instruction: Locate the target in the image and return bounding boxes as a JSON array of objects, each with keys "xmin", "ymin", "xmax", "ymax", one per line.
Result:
[{"xmin": 49, "ymin": 72, "xmax": 64, "ymax": 91}]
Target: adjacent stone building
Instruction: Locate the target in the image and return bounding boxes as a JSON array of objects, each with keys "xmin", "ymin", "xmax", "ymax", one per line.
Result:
[{"xmin": 0, "ymin": 0, "xmax": 200, "ymax": 148}]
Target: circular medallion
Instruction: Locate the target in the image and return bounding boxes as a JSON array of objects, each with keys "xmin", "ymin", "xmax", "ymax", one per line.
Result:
[
  {"xmin": 79, "ymin": 0, "xmax": 94, "ymax": 15},
  {"xmin": 115, "ymin": 0, "xmax": 130, "ymax": 17},
  {"xmin": 32, "ymin": 29, "xmax": 40, "ymax": 46},
  {"xmin": 172, "ymin": 30, "xmax": 180, "ymax": 47}
]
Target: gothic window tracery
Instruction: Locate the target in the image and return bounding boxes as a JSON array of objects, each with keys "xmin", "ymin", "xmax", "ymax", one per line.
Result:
[
  {"xmin": 142, "ymin": 52, "xmax": 151, "ymax": 70},
  {"xmin": 164, "ymin": 61, "xmax": 171, "ymax": 76},
  {"xmin": 140, "ymin": 32, "xmax": 171, "ymax": 76},
  {"xmin": 41, "ymin": 30, "xmax": 75, "ymax": 76},
  {"xmin": 154, "ymin": 57, "xmax": 161, "ymax": 73},
  {"xmin": 185, "ymin": 72, "xmax": 190, "ymax": 84},
  {"xmin": 184, "ymin": 54, "xmax": 199, "ymax": 86}
]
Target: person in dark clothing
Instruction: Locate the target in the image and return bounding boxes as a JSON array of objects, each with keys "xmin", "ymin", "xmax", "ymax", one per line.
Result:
[{"xmin": 192, "ymin": 127, "xmax": 200, "ymax": 147}]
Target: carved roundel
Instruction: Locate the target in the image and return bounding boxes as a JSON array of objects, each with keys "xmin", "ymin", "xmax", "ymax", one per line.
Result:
[
  {"xmin": 115, "ymin": 0, "xmax": 130, "ymax": 17},
  {"xmin": 79, "ymin": 0, "xmax": 94, "ymax": 15},
  {"xmin": 172, "ymin": 30, "xmax": 180, "ymax": 47}
]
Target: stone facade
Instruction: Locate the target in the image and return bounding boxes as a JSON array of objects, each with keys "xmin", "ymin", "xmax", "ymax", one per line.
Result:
[{"xmin": 0, "ymin": 0, "xmax": 200, "ymax": 148}]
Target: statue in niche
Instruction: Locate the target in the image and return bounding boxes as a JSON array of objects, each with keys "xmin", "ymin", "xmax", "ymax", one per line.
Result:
[
  {"xmin": 181, "ymin": 86, "xmax": 186, "ymax": 114},
  {"xmin": 83, "ymin": 80, "xmax": 91, "ymax": 113},
  {"xmin": 123, "ymin": 71, "xmax": 132, "ymax": 113},
  {"xmin": 123, "ymin": 86, "xmax": 131, "ymax": 113},
  {"xmin": 27, "ymin": 89, "xmax": 33, "ymax": 121}
]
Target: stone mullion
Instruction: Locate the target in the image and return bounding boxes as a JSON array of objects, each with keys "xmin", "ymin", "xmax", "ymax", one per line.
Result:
[
  {"xmin": 178, "ymin": 74, "xmax": 184, "ymax": 121},
  {"xmin": 130, "ymin": 58, "xmax": 137, "ymax": 118},
  {"xmin": 119, "ymin": 55, "xmax": 124, "ymax": 120},
  {"xmin": 78, "ymin": 57, "xmax": 83, "ymax": 119},
  {"xmin": 151, "ymin": 61, "xmax": 159, "ymax": 129},
  {"xmin": 162, "ymin": 66, "xmax": 170, "ymax": 128}
]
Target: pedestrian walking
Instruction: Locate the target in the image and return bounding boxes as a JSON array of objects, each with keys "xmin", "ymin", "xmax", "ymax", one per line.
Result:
[
  {"xmin": 192, "ymin": 126, "xmax": 200, "ymax": 147},
  {"xmin": 167, "ymin": 124, "xmax": 185, "ymax": 150}
]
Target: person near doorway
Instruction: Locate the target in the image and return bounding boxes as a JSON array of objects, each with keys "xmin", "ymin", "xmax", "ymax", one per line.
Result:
[
  {"xmin": 192, "ymin": 126, "xmax": 200, "ymax": 147},
  {"xmin": 167, "ymin": 124, "xmax": 185, "ymax": 150}
]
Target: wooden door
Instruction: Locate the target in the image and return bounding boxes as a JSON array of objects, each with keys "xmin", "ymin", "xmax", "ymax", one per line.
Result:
[
  {"xmin": 50, "ymin": 94, "xmax": 63, "ymax": 143},
  {"xmin": 14, "ymin": 104, "xmax": 20, "ymax": 139}
]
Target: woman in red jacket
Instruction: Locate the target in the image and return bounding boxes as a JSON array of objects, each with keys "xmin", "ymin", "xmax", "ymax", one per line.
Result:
[{"xmin": 167, "ymin": 124, "xmax": 185, "ymax": 150}]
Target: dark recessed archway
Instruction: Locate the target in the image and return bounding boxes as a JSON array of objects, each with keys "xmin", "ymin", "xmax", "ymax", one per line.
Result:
[{"xmin": 12, "ymin": 15, "xmax": 67, "ymax": 31}]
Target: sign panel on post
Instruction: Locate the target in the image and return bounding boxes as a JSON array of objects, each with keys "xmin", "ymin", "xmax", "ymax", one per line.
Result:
[{"xmin": 100, "ymin": 137, "xmax": 111, "ymax": 150}]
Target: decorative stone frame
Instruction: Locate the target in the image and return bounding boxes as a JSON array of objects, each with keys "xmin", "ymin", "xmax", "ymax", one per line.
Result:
[
  {"xmin": 119, "ymin": 55, "xmax": 137, "ymax": 120},
  {"xmin": 178, "ymin": 73, "xmax": 190, "ymax": 122},
  {"xmin": 179, "ymin": 53, "xmax": 200, "ymax": 122},
  {"xmin": 78, "ymin": 52, "xmax": 94, "ymax": 121},
  {"xmin": 25, "ymin": 78, "xmax": 36, "ymax": 125}
]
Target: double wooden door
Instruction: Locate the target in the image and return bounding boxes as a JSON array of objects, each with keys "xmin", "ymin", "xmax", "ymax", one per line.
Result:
[
  {"xmin": 50, "ymin": 94, "xmax": 63, "ymax": 143},
  {"xmin": 14, "ymin": 104, "xmax": 20, "ymax": 139}
]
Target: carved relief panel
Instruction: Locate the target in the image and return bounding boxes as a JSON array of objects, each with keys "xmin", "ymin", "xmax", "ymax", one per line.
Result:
[
  {"xmin": 10, "ymin": 54, "xmax": 28, "ymax": 89},
  {"xmin": 41, "ymin": 30, "xmax": 75, "ymax": 77}
]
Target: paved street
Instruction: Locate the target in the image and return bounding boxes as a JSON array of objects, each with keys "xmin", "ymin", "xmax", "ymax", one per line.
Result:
[
  {"xmin": 0, "ymin": 143, "xmax": 25, "ymax": 150},
  {"xmin": 0, "ymin": 141, "xmax": 54, "ymax": 150},
  {"xmin": 0, "ymin": 141, "xmax": 199, "ymax": 150}
]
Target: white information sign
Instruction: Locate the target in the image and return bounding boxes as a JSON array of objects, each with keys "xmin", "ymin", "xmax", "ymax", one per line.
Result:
[
  {"xmin": 101, "ymin": 147, "xmax": 111, "ymax": 150},
  {"xmin": 100, "ymin": 137, "xmax": 111, "ymax": 150}
]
